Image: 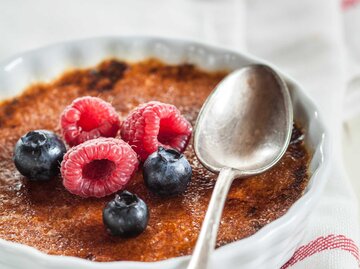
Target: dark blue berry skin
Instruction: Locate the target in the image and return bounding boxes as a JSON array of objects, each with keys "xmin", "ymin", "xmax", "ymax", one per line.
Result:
[
  {"xmin": 143, "ymin": 147, "xmax": 192, "ymax": 196},
  {"xmin": 13, "ymin": 130, "xmax": 67, "ymax": 181},
  {"xmin": 103, "ymin": 191, "xmax": 149, "ymax": 237}
]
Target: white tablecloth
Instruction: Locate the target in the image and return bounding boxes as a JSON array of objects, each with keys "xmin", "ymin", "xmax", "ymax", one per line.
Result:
[{"xmin": 0, "ymin": 0, "xmax": 359, "ymax": 268}]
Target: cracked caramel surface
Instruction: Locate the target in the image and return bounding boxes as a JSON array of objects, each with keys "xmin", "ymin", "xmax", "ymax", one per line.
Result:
[{"xmin": 0, "ymin": 59, "xmax": 309, "ymax": 262}]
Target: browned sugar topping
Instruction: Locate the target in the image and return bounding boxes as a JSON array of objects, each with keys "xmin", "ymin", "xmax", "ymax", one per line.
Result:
[{"xmin": 0, "ymin": 59, "xmax": 309, "ymax": 262}]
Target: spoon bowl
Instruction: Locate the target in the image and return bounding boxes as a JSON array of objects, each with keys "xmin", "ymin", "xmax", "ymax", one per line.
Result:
[
  {"xmin": 188, "ymin": 64, "xmax": 293, "ymax": 269},
  {"xmin": 194, "ymin": 65, "xmax": 293, "ymax": 175}
]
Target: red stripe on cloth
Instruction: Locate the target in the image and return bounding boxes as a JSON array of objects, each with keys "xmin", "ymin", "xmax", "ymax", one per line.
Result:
[
  {"xmin": 281, "ymin": 234, "xmax": 359, "ymax": 269},
  {"xmin": 342, "ymin": 0, "xmax": 360, "ymax": 9}
]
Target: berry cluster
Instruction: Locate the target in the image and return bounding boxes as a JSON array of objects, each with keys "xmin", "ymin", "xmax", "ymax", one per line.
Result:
[{"xmin": 13, "ymin": 96, "xmax": 193, "ymax": 238}]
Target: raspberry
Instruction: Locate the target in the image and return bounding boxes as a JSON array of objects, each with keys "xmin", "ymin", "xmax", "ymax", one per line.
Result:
[
  {"xmin": 121, "ymin": 101, "xmax": 192, "ymax": 161},
  {"xmin": 60, "ymin": 96, "xmax": 120, "ymax": 146},
  {"xmin": 61, "ymin": 138, "xmax": 139, "ymax": 198}
]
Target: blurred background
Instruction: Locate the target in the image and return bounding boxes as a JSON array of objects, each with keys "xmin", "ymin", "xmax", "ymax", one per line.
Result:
[{"xmin": 0, "ymin": 0, "xmax": 359, "ymax": 267}]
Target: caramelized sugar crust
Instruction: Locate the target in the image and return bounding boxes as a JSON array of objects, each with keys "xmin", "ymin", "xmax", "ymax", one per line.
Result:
[{"xmin": 0, "ymin": 59, "xmax": 309, "ymax": 262}]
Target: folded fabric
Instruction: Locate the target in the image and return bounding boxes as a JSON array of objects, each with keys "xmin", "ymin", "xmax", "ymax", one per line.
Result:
[
  {"xmin": 245, "ymin": 0, "xmax": 360, "ymax": 267},
  {"xmin": 0, "ymin": 0, "xmax": 358, "ymax": 268}
]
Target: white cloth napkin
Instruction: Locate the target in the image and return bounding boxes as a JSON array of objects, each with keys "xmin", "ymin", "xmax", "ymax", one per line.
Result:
[
  {"xmin": 0, "ymin": 0, "xmax": 359, "ymax": 268},
  {"xmin": 246, "ymin": 0, "xmax": 360, "ymax": 268}
]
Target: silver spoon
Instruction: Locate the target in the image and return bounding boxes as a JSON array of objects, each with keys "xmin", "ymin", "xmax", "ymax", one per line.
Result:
[{"xmin": 187, "ymin": 65, "xmax": 293, "ymax": 269}]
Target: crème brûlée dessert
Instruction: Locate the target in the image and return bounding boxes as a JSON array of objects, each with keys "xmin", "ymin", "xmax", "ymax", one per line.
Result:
[{"xmin": 0, "ymin": 59, "xmax": 309, "ymax": 262}]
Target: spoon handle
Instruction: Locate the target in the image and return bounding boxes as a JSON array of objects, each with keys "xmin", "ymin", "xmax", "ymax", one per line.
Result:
[{"xmin": 187, "ymin": 167, "xmax": 236, "ymax": 269}]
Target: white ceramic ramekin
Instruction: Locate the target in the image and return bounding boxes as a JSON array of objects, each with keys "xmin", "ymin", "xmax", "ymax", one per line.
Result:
[{"xmin": 0, "ymin": 37, "xmax": 330, "ymax": 269}]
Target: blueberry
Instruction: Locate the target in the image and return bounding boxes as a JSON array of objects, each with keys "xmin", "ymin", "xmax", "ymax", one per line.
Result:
[
  {"xmin": 143, "ymin": 147, "xmax": 192, "ymax": 196},
  {"xmin": 103, "ymin": 191, "xmax": 149, "ymax": 237},
  {"xmin": 13, "ymin": 130, "xmax": 67, "ymax": 181}
]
